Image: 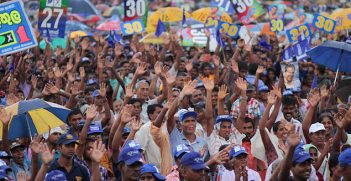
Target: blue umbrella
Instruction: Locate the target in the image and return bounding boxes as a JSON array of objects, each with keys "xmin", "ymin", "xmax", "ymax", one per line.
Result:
[{"xmin": 307, "ymin": 40, "xmax": 351, "ymax": 85}]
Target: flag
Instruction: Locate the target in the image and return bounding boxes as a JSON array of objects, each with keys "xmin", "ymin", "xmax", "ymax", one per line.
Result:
[
  {"xmin": 282, "ymin": 36, "xmax": 312, "ymax": 61},
  {"xmin": 182, "ymin": 8, "xmax": 186, "ymax": 25},
  {"xmin": 155, "ymin": 19, "xmax": 166, "ymax": 37},
  {"xmin": 258, "ymin": 38, "xmax": 272, "ymax": 51},
  {"xmin": 107, "ymin": 31, "xmax": 122, "ymax": 47},
  {"xmin": 216, "ymin": 27, "xmax": 225, "ymax": 47}
]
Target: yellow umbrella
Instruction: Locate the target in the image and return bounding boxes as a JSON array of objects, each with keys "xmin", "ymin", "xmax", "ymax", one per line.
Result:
[
  {"xmin": 327, "ymin": 8, "xmax": 351, "ymax": 31},
  {"xmin": 146, "ymin": 7, "xmax": 191, "ymax": 33},
  {"xmin": 139, "ymin": 33, "xmax": 169, "ymax": 44},
  {"xmin": 70, "ymin": 31, "xmax": 87, "ymax": 39},
  {"xmin": 191, "ymin": 7, "xmax": 232, "ymax": 24}
]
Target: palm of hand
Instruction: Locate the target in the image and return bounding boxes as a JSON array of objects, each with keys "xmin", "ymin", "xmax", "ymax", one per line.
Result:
[{"xmin": 42, "ymin": 151, "xmax": 54, "ymax": 164}]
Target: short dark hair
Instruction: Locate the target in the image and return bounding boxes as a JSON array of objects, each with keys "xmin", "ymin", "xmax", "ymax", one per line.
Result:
[
  {"xmin": 244, "ymin": 117, "xmax": 255, "ymax": 127},
  {"xmin": 238, "ymin": 61, "xmax": 248, "ymax": 71},
  {"xmin": 272, "ymin": 121, "xmax": 282, "ymax": 134},
  {"xmin": 200, "ymin": 62, "xmax": 211, "ymax": 71},
  {"xmin": 282, "ymin": 96, "xmax": 296, "ymax": 107},
  {"xmin": 248, "ymin": 63, "xmax": 258, "ymax": 75},
  {"xmin": 67, "ymin": 108, "xmax": 83, "ymax": 126},
  {"xmin": 128, "ymin": 98, "xmax": 142, "ymax": 105},
  {"xmin": 147, "ymin": 104, "xmax": 163, "ymax": 119}
]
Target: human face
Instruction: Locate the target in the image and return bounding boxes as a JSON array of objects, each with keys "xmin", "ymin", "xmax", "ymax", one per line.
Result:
[
  {"xmin": 175, "ymin": 76, "xmax": 186, "ymax": 88},
  {"xmin": 181, "ymin": 167, "xmax": 205, "ymax": 181},
  {"xmin": 48, "ymin": 132, "xmax": 62, "ymax": 144},
  {"xmin": 136, "ymin": 82, "xmax": 149, "ymax": 100},
  {"xmin": 121, "ymin": 162, "xmax": 142, "ymax": 181},
  {"xmin": 291, "ymin": 160, "xmax": 312, "ymax": 180},
  {"xmin": 140, "ymin": 173, "xmax": 156, "ymax": 181},
  {"xmin": 309, "ymin": 148, "xmax": 318, "ymax": 166},
  {"xmin": 275, "ymin": 123, "xmax": 288, "ymax": 141},
  {"xmin": 232, "ymin": 154, "xmax": 248, "ymax": 168},
  {"xmin": 102, "ymin": 72, "xmax": 110, "ymax": 83},
  {"xmin": 69, "ymin": 114, "xmax": 83, "ymax": 129},
  {"xmin": 211, "ymin": 91, "xmax": 218, "ymax": 106},
  {"xmin": 219, "ymin": 121, "xmax": 232, "ymax": 140},
  {"xmin": 259, "ymin": 91, "xmax": 268, "ymax": 101},
  {"xmin": 202, "ymin": 66, "xmax": 211, "ymax": 76},
  {"xmin": 84, "ymin": 142, "xmax": 94, "ymax": 160},
  {"xmin": 59, "ymin": 143, "xmax": 76, "ymax": 158},
  {"xmin": 149, "ymin": 107, "xmax": 162, "ymax": 121},
  {"xmin": 192, "ymin": 90, "xmax": 203, "ymax": 104},
  {"xmin": 172, "ymin": 90, "xmax": 180, "ymax": 99},
  {"xmin": 282, "ymin": 104, "xmax": 295, "ymax": 121},
  {"xmin": 11, "ymin": 146, "xmax": 25, "ymax": 165},
  {"xmin": 243, "ymin": 122, "xmax": 254, "ymax": 140},
  {"xmin": 321, "ymin": 117, "xmax": 333, "ymax": 137},
  {"xmin": 310, "ymin": 130, "xmax": 326, "ymax": 147},
  {"xmin": 181, "ymin": 117, "xmax": 197, "ymax": 135},
  {"xmin": 339, "ymin": 165, "xmax": 351, "ymax": 180},
  {"xmin": 285, "ymin": 67, "xmax": 295, "ymax": 82},
  {"xmin": 94, "ymin": 95, "xmax": 105, "ymax": 106},
  {"xmin": 132, "ymin": 102, "xmax": 142, "ymax": 117},
  {"xmin": 268, "ymin": 71, "xmax": 275, "ymax": 80}
]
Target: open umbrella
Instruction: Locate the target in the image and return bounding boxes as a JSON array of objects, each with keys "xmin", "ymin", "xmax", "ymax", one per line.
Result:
[
  {"xmin": 0, "ymin": 99, "xmax": 70, "ymax": 140},
  {"xmin": 327, "ymin": 8, "xmax": 351, "ymax": 31},
  {"xmin": 148, "ymin": 7, "xmax": 191, "ymax": 23},
  {"xmin": 191, "ymin": 7, "xmax": 232, "ymax": 24},
  {"xmin": 306, "ymin": 40, "xmax": 351, "ymax": 85},
  {"xmin": 96, "ymin": 20, "xmax": 121, "ymax": 31}
]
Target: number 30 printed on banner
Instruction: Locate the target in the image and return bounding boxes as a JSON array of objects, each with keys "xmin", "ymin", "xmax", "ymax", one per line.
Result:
[
  {"xmin": 312, "ymin": 14, "xmax": 336, "ymax": 34},
  {"xmin": 286, "ymin": 24, "xmax": 311, "ymax": 43},
  {"xmin": 120, "ymin": 19, "xmax": 145, "ymax": 36},
  {"xmin": 270, "ymin": 19, "xmax": 284, "ymax": 32},
  {"xmin": 218, "ymin": 21, "xmax": 240, "ymax": 38},
  {"xmin": 125, "ymin": 0, "xmax": 146, "ymax": 18}
]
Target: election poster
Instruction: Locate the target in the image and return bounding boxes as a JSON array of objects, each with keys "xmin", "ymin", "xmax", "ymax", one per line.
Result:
[
  {"xmin": 0, "ymin": 0, "xmax": 38, "ymax": 55},
  {"xmin": 124, "ymin": 0, "xmax": 148, "ymax": 25},
  {"xmin": 38, "ymin": 0, "xmax": 68, "ymax": 39},
  {"xmin": 232, "ymin": 0, "xmax": 264, "ymax": 25}
]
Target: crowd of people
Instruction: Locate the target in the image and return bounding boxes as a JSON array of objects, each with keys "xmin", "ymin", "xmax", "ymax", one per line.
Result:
[{"xmin": 0, "ymin": 0, "xmax": 351, "ymax": 181}]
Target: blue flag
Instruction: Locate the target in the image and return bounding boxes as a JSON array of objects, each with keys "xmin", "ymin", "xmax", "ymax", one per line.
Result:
[
  {"xmin": 258, "ymin": 38, "xmax": 272, "ymax": 51},
  {"xmin": 107, "ymin": 31, "xmax": 122, "ymax": 47},
  {"xmin": 283, "ymin": 36, "xmax": 312, "ymax": 61},
  {"xmin": 155, "ymin": 19, "xmax": 166, "ymax": 37},
  {"xmin": 182, "ymin": 8, "xmax": 186, "ymax": 25},
  {"xmin": 216, "ymin": 28, "xmax": 225, "ymax": 47}
]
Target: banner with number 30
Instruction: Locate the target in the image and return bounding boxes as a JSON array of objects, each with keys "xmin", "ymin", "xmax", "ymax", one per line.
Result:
[{"xmin": 312, "ymin": 14, "xmax": 336, "ymax": 34}]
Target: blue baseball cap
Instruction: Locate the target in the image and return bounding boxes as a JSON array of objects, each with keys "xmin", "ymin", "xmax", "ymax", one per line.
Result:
[
  {"xmin": 87, "ymin": 124, "xmax": 103, "ymax": 135},
  {"xmin": 0, "ymin": 165, "xmax": 11, "ymax": 172},
  {"xmin": 178, "ymin": 109, "xmax": 197, "ymax": 122},
  {"xmin": 258, "ymin": 85, "xmax": 269, "ymax": 92},
  {"xmin": 56, "ymin": 134, "xmax": 78, "ymax": 145},
  {"xmin": 0, "ymin": 169, "xmax": 8, "ymax": 180},
  {"xmin": 173, "ymin": 144, "xmax": 190, "ymax": 158},
  {"xmin": 44, "ymin": 170, "xmax": 67, "ymax": 181},
  {"xmin": 92, "ymin": 90, "xmax": 100, "ymax": 97},
  {"xmin": 292, "ymin": 146, "xmax": 313, "ymax": 164},
  {"xmin": 117, "ymin": 146, "xmax": 143, "ymax": 166},
  {"xmin": 215, "ymin": 115, "xmax": 233, "ymax": 124},
  {"xmin": 77, "ymin": 119, "xmax": 86, "ymax": 127},
  {"xmin": 122, "ymin": 127, "xmax": 131, "ymax": 135},
  {"xmin": 283, "ymin": 90, "xmax": 293, "ymax": 96},
  {"xmin": 339, "ymin": 148, "xmax": 351, "ymax": 166},
  {"xmin": 124, "ymin": 140, "xmax": 143, "ymax": 151},
  {"xmin": 292, "ymin": 87, "xmax": 301, "ymax": 93},
  {"xmin": 140, "ymin": 164, "xmax": 166, "ymax": 181},
  {"xmin": 0, "ymin": 151, "xmax": 11, "ymax": 159},
  {"xmin": 87, "ymin": 79, "xmax": 97, "ymax": 85},
  {"xmin": 230, "ymin": 145, "xmax": 248, "ymax": 159},
  {"xmin": 180, "ymin": 152, "xmax": 206, "ymax": 170}
]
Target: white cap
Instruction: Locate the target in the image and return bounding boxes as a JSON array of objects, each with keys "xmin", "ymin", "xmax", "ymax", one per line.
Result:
[
  {"xmin": 309, "ymin": 123, "xmax": 326, "ymax": 134},
  {"xmin": 43, "ymin": 127, "xmax": 65, "ymax": 139}
]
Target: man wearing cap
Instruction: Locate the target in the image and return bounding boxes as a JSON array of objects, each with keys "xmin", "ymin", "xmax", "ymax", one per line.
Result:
[
  {"xmin": 207, "ymin": 115, "xmax": 245, "ymax": 156},
  {"xmin": 228, "ymin": 145, "xmax": 261, "ymax": 180},
  {"xmin": 8, "ymin": 141, "xmax": 30, "ymax": 180},
  {"xmin": 91, "ymin": 83, "xmax": 112, "ymax": 128},
  {"xmin": 339, "ymin": 148, "xmax": 351, "ymax": 181},
  {"xmin": 166, "ymin": 144, "xmax": 190, "ymax": 181},
  {"xmin": 67, "ymin": 108, "xmax": 85, "ymax": 137},
  {"xmin": 0, "ymin": 151, "xmax": 12, "ymax": 166},
  {"xmin": 116, "ymin": 141, "xmax": 144, "ymax": 181},
  {"xmin": 179, "ymin": 152, "xmax": 206, "ymax": 181},
  {"xmin": 257, "ymin": 85, "xmax": 269, "ymax": 115},
  {"xmin": 169, "ymin": 109, "xmax": 209, "ymax": 159},
  {"xmin": 47, "ymin": 134, "xmax": 90, "ymax": 181},
  {"xmin": 140, "ymin": 164, "xmax": 166, "ymax": 181},
  {"xmin": 193, "ymin": 101, "xmax": 207, "ymax": 139}
]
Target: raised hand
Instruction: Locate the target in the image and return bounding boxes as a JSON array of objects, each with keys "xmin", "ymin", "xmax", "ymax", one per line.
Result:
[
  {"xmin": 79, "ymin": 67, "xmax": 86, "ymax": 79},
  {"xmin": 182, "ymin": 80, "xmax": 198, "ymax": 96},
  {"xmin": 81, "ymin": 38, "xmax": 90, "ymax": 50},
  {"xmin": 160, "ymin": 65, "xmax": 169, "ymax": 78},
  {"xmin": 99, "ymin": 83, "xmax": 107, "ymax": 98},
  {"xmin": 165, "ymin": 72, "xmax": 176, "ymax": 85},
  {"xmin": 41, "ymin": 143, "xmax": 55, "ymax": 165},
  {"xmin": 308, "ymin": 89, "xmax": 321, "ymax": 107},
  {"xmin": 0, "ymin": 106, "xmax": 11, "ymax": 125},
  {"xmin": 320, "ymin": 85, "xmax": 329, "ymax": 99},
  {"xmin": 121, "ymin": 105, "xmax": 133, "ymax": 124},
  {"xmin": 131, "ymin": 117, "xmax": 142, "ymax": 132},
  {"xmin": 256, "ymin": 66, "xmax": 265, "ymax": 75},
  {"xmin": 235, "ymin": 77, "xmax": 247, "ymax": 92},
  {"xmin": 218, "ymin": 84, "xmax": 228, "ymax": 100},
  {"xmin": 272, "ymin": 85, "xmax": 282, "ymax": 99},
  {"xmin": 30, "ymin": 134, "xmax": 42, "ymax": 154},
  {"xmin": 16, "ymin": 172, "xmax": 29, "ymax": 181},
  {"xmin": 97, "ymin": 54, "xmax": 104, "ymax": 69},
  {"xmin": 287, "ymin": 124, "xmax": 301, "ymax": 148},
  {"xmin": 203, "ymin": 78, "xmax": 214, "ymax": 91},
  {"xmin": 164, "ymin": 98, "xmax": 175, "ymax": 109},
  {"xmin": 154, "ymin": 61, "xmax": 162, "ymax": 76},
  {"xmin": 31, "ymin": 75, "xmax": 38, "ymax": 89},
  {"xmin": 135, "ymin": 62, "xmax": 147, "ymax": 77},
  {"xmin": 90, "ymin": 141, "xmax": 107, "ymax": 163},
  {"xmin": 185, "ymin": 60, "xmax": 193, "ymax": 72},
  {"xmin": 212, "ymin": 55, "xmax": 220, "ymax": 67},
  {"xmin": 267, "ymin": 91, "xmax": 276, "ymax": 105},
  {"xmin": 46, "ymin": 83, "xmax": 60, "ymax": 94},
  {"xmin": 86, "ymin": 105, "xmax": 98, "ymax": 120},
  {"xmin": 67, "ymin": 72, "xmax": 75, "ymax": 83},
  {"xmin": 66, "ymin": 62, "xmax": 74, "ymax": 72},
  {"xmin": 231, "ymin": 58, "xmax": 239, "ymax": 74},
  {"xmin": 54, "ymin": 69, "xmax": 64, "ymax": 79},
  {"xmin": 115, "ymin": 43, "xmax": 123, "ymax": 57},
  {"xmin": 125, "ymin": 84, "xmax": 133, "ymax": 98}
]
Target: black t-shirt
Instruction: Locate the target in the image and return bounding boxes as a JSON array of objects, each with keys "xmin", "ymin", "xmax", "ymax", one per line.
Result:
[{"xmin": 48, "ymin": 159, "xmax": 90, "ymax": 181}]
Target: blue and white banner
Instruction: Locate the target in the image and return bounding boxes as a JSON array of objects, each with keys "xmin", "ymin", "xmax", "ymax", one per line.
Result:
[{"xmin": 282, "ymin": 36, "xmax": 312, "ymax": 61}]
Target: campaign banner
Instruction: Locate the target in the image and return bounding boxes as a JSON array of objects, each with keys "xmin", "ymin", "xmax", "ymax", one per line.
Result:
[
  {"xmin": 120, "ymin": 19, "xmax": 145, "ymax": 36},
  {"xmin": 38, "ymin": 0, "xmax": 67, "ymax": 39},
  {"xmin": 232, "ymin": 0, "xmax": 264, "ymax": 24},
  {"xmin": 270, "ymin": 19, "xmax": 284, "ymax": 32},
  {"xmin": 282, "ymin": 36, "xmax": 312, "ymax": 61},
  {"xmin": 0, "ymin": 0, "xmax": 38, "ymax": 55},
  {"xmin": 211, "ymin": 0, "xmax": 235, "ymax": 14},
  {"xmin": 286, "ymin": 24, "xmax": 312, "ymax": 43},
  {"xmin": 179, "ymin": 24, "xmax": 217, "ymax": 52},
  {"xmin": 312, "ymin": 14, "xmax": 336, "ymax": 34},
  {"xmin": 218, "ymin": 21, "xmax": 241, "ymax": 38},
  {"xmin": 124, "ymin": 0, "xmax": 148, "ymax": 24}
]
